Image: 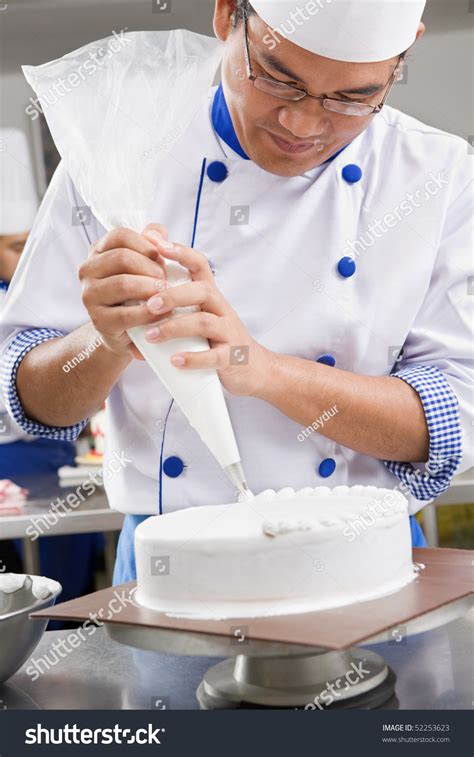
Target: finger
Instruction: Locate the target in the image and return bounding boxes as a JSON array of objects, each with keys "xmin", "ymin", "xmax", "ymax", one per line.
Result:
[
  {"xmin": 129, "ymin": 344, "xmax": 146, "ymax": 361},
  {"xmin": 84, "ymin": 274, "xmax": 169, "ymax": 308},
  {"xmin": 145, "ymin": 311, "xmax": 224, "ymax": 343},
  {"xmin": 93, "ymin": 303, "xmax": 166, "ymax": 336},
  {"xmin": 144, "ymin": 235, "xmax": 214, "ymax": 284},
  {"xmin": 146, "ymin": 280, "xmax": 226, "ymax": 317},
  {"xmin": 169, "ymin": 344, "xmax": 229, "ymax": 370},
  {"xmin": 92, "ymin": 227, "xmax": 161, "ymax": 261},
  {"xmin": 142, "ymin": 223, "xmax": 169, "ymax": 241},
  {"xmin": 81, "ymin": 248, "xmax": 166, "ymax": 282}
]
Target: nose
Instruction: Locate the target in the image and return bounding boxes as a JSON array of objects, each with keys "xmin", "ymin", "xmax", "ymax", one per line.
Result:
[{"xmin": 277, "ymin": 100, "xmax": 331, "ymax": 142}]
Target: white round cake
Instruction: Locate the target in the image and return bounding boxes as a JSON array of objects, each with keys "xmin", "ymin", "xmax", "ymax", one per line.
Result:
[{"xmin": 134, "ymin": 486, "xmax": 416, "ymax": 619}]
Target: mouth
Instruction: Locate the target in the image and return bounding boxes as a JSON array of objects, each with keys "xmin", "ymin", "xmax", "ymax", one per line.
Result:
[{"xmin": 266, "ymin": 130, "xmax": 326, "ymax": 156}]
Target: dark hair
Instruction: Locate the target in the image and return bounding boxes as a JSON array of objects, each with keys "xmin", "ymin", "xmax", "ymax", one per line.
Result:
[{"xmin": 232, "ymin": 0, "xmax": 256, "ymax": 27}]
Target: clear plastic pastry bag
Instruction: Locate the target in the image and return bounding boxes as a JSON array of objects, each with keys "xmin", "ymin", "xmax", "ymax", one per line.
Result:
[{"xmin": 23, "ymin": 32, "xmax": 244, "ymax": 471}]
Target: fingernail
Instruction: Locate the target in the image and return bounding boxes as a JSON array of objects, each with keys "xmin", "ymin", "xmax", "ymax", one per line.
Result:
[
  {"xmin": 155, "ymin": 279, "xmax": 168, "ymax": 290},
  {"xmin": 145, "ymin": 230, "xmax": 165, "ymax": 243},
  {"xmin": 171, "ymin": 354, "xmax": 185, "ymax": 366},
  {"xmin": 146, "ymin": 326, "xmax": 161, "ymax": 341},
  {"xmin": 158, "ymin": 239, "xmax": 175, "ymax": 251},
  {"xmin": 148, "ymin": 295, "xmax": 164, "ymax": 312},
  {"xmin": 145, "ymin": 230, "xmax": 175, "ymax": 250}
]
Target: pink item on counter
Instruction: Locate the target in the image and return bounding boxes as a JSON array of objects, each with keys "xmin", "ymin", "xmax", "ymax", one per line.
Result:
[{"xmin": 0, "ymin": 479, "xmax": 29, "ymax": 514}]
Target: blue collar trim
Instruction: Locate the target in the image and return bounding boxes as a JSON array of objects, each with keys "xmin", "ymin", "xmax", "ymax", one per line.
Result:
[
  {"xmin": 212, "ymin": 83, "xmax": 250, "ymax": 160},
  {"xmin": 211, "ymin": 83, "xmax": 349, "ymax": 165},
  {"xmin": 0, "ymin": 280, "xmax": 9, "ymax": 291}
]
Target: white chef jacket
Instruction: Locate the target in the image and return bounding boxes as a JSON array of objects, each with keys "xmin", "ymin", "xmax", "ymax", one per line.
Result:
[
  {"xmin": 0, "ymin": 85, "xmax": 472, "ymax": 516},
  {"xmin": 0, "ymin": 283, "xmax": 36, "ymax": 444}
]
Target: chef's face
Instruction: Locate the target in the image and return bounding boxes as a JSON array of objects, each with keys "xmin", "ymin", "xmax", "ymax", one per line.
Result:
[
  {"xmin": 214, "ymin": 3, "xmax": 419, "ymax": 177},
  {"xmin": 0, "ymin": 232, "xmax": 28, "ymax": 283}
]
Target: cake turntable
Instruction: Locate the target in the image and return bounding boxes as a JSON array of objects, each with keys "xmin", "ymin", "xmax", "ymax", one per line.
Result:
[
  {"xmin": 104, "ymin": 595, "xmax": 470, "ymax": 710},
  {"xmin": 33, "ymin": 548, "xmax": 473, "ymax": 710}
]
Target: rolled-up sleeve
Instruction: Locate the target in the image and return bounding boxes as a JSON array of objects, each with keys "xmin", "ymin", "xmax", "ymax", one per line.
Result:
[
  {"xmin": 1, "ymin": 328, "xmax": 88, "ymax": 441},
  {"xmin": 384, "ymin": 152, "xmax": 473, "ymax": 502},
  {"xmin": 384, "ymin": 364, "xmax": 462, "ymax": 500}
]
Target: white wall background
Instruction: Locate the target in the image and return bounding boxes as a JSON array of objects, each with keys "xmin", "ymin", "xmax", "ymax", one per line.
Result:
[{"xmin": 0, "ymin": 0, "xmax": 472, "ymax": 195}]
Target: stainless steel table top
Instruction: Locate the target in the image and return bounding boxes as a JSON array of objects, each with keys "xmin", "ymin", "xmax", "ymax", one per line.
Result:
[
  {"xmin": 2, "ymin": 608, "xmax": 473, "ymax": 710},
  {"xmin": 0, "ymin": 472, "xmax": 123, "ymax": 539}
]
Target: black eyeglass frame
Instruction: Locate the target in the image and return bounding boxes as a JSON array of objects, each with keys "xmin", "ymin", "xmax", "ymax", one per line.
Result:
[{"xmin": 242, "ymin": 11, "xmax": 406, "ymax": 116}]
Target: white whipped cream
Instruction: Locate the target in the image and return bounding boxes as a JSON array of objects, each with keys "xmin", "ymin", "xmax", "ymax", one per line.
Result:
[{"xmin": 0, "ymin": 573, "xmax": 61, "ymax": 600}]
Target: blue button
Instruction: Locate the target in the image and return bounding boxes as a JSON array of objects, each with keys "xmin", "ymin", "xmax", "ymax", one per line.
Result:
[
  {"xmin": 337, "ymin": 256, "xmax": 356, "ymax": 278},
  {"xmin": 163, "ymin": 456, "xmax": 185, "ymax": 478},
  {"xmin": 342, "ymin": 164, "xmax": 362, "ymax": 184},
  {"xmin": 318, "ymin": 458, "xmax": 336, "ymax": 478},
  {"xmin": 316, "ymin": 354, "xmax": 336, "ymax": 367},
  {"xmin": 207, "ymin": 161, "xmax": 228, "ymax": 183}
]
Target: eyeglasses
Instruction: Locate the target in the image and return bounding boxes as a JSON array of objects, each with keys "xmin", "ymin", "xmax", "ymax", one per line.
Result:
[{"xmin": 242, "ymin": 13, "xmax": 405, "ymax": 117}]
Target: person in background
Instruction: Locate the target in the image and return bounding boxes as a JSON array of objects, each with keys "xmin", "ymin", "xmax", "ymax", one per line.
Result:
[{"xmin": 0, "ymin": 128, "xmax": 103, "ymax": 609}]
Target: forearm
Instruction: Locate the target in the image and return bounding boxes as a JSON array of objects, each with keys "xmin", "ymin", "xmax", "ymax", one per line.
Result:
[
  {"xmin": 16, "ymin": 322, "xmax": 132, "ymax": 427},
  {"xmin": 256, "ymin": 353, "xmax": 429, "ymax": 463}
]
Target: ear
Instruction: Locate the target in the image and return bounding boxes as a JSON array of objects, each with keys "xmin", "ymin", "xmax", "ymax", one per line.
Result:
[
  {"xmin": 213, "ymin": 0, "xmax": 236, "ymax": 42},
  {"xmin": 414, "ymin": 21, "xmax": 425, "ymax": 42}
]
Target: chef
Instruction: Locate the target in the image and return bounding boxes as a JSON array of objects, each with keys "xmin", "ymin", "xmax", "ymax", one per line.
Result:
[{"xmin": 0, "ymin": 1, "xmax": 471, "ymax": 586}]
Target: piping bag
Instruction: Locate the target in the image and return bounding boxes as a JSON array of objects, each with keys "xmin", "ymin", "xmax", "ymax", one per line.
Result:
[{"xmin": 23, "ymin": 30, "xmax": 251, "ymax": 497}]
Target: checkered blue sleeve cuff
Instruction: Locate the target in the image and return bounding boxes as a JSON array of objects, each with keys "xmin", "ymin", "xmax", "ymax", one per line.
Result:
[
  {"xmin": 384, "ymin": 364, "xmax": 462, "ymax": 501},
  {"xmin": 1, "ymin": 328, "xmax": 88, "ymax": 441}
]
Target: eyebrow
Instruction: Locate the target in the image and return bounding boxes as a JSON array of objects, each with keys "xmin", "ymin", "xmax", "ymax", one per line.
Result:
[{"xmin": 258, "ymin": 50, "xmax": 385, "ymax": 97}]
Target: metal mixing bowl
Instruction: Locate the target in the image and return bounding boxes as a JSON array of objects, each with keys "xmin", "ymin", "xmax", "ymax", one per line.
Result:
[{"xmin": 0, "ymin": 574, "xmax": 62, "ymax": 684}]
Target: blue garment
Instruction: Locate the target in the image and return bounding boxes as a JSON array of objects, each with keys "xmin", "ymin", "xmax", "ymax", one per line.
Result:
[
  {"xmin": 113, "ymin": 513, "xmax": 427, "ymax": 585},
  {"xmin": 112, "ymin": 514, "xmax": 149, "ymax": 585},
  {"xmin": 0, "ymin": 437, "xmax": 76, "ymax": 477},
  {"xmin": 410, "ymin": 514, "xmax": 428, "ymax": 547},
  {"xmin": 211, "ymin": 83, "xmax": 250, "ymax": 159}
]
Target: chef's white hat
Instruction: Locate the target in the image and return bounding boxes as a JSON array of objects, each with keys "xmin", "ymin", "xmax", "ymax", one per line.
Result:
[
  {"xmin": 0, "ymin": 128, "xmax": 39, "ymax": 235},
  {"xmin": 250, "ymin": 0, "xmax": 426, "ymax": 62}
]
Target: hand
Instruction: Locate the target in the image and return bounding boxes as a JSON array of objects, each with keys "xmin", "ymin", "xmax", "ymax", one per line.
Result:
[
  {"xmin": 79, "ymin": 224, "xmax": 169, "ymax": 359},
  {"xmin": 142, "ymin": 231, "xmax": 274, "ymax": 397}
]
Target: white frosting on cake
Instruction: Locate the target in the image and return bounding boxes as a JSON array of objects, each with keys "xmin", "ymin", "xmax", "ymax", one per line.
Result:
[{"xmin": 135, "ymin": 486, "xmax": 416, "ymax": 619}]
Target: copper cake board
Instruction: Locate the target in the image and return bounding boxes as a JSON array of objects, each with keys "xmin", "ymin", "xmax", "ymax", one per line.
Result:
[{"xmin": 32, "ymin": 548, "xmax": 473, "ymax": 652}]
